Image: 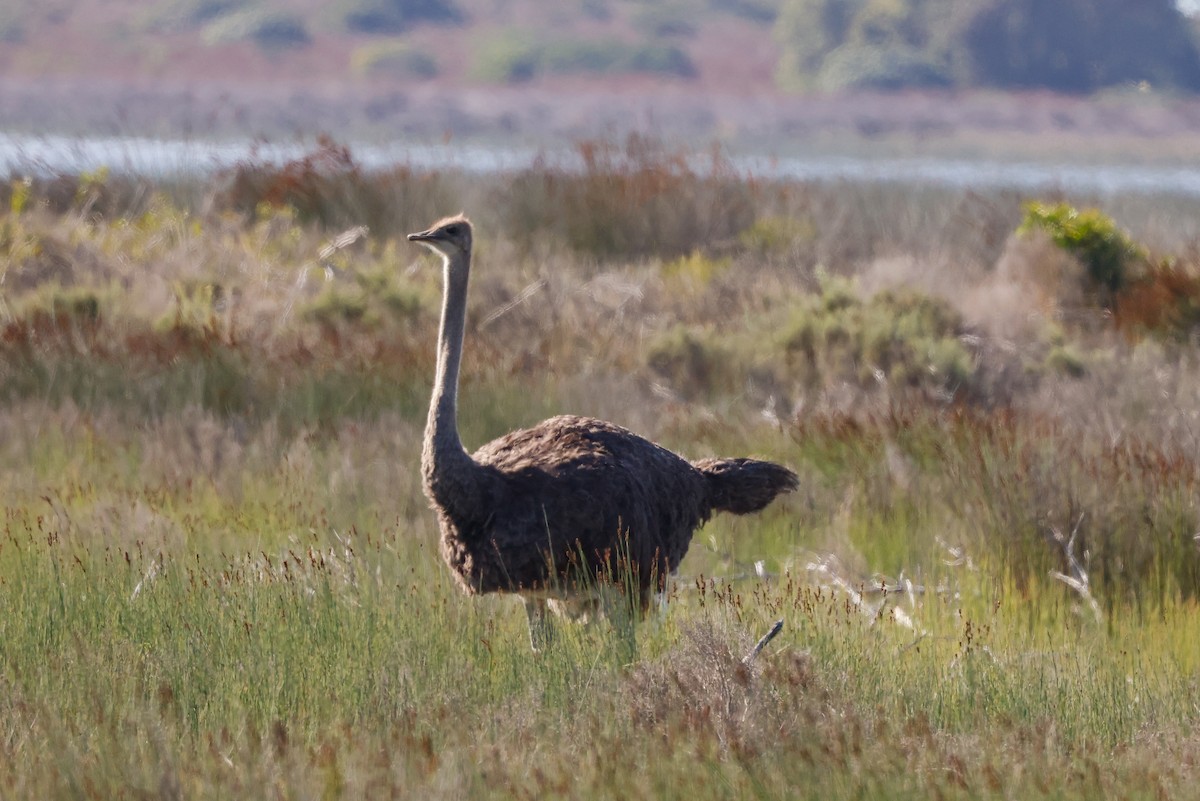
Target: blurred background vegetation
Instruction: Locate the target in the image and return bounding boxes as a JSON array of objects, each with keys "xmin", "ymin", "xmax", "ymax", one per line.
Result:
[
  {"xmin": 2, "ymin": 0, "xmax": 1200, "ymax": 92},
  {"xmin": 774, "ymin": 0, "xmax": 1200, "ymax": 92}
]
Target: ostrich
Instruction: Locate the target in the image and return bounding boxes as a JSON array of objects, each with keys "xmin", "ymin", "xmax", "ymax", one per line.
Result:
[{"xmin": 408, "ymin": 214, "xmax": 798, "ymax": 649}]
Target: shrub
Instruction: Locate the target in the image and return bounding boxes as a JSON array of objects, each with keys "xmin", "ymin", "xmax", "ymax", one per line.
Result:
[
  {"xmin": 471, "ymin": 32, "xmax": 696, "ymax": 82},
  {"xmin": 351, "ymin": 41, "xmax": 438, "ymax": 78},
  {"xmin": 156, "ymin": 280, "xmax": 227, "ymax": 337},
  {"xmin": 9, "ymin": 285, "xmax": 105, "ymax": 347},
  {"xmin": 0, "ymin": 170, "xmax": 154, "ymax": 221},
  {"xmin": 624, "ymin": 43, "xmax": 696, "ymax": 77},
  {"xmin": 1019, "ymin": 202, "xmax": 1143, "ymax": 296},
  {"xmin": 817, "ymin": 42, "xmax": 951, "ymax": 90},
  {"xmin": 202, "ymin": 8, "xmax": 311, "ymax": 50},
  {"xmin": 1112, "ymin": 261, "xmax": 1200, "ymax": 341},
  {"xmin": 32, "ymin": 287, "xmax": 102, "ymax": 324},
  {"xmin": 6, "ymin": 176, "xmax": 31, "ymax": 215},
  {"xmin": 211, "ymin": 137, "xmax": 457, "ymax": 237},
  {"xmin": 470, "ymin": 30, "xmax": 541, "ymax": 82},
  {"xmin": 780, "ymin": 276, "xmax": 976, "ymax": 398},
  {"xmin": 645, "ymin": 325, "xmax": 732, "ymax": 398},
  {"xmin": 708, "ymin": 0, "xmax": 780, "ymax": 23},
  {"xmin": 500, "ymin": 136, "xmax": 757, "ymax": 260},
  {"xmin": 304, "ymin": 252, "xmax": 424, "ymax": 332},
  {"xmin": 1045, "ymin": 344, "xmax": 1087, "ymax": 377},
  {"xmin": 737, "ymin": 215, "xmax": 815, "ymax": 257},
  {"xmin": 304, "ymin": 288, "xmax": 369, "ymax": 327},
  {"xmin": 631, "ymin": 5, "xmax": 698, "ymax": 38},
  {"xmin": 662, "ymin": 251, "xmax": 732, "ymax": 288},
  {"xmin": 339, "ymin": 0, "xmax": 464, "ymax": 35},
  {"xmin": 139, "ymin": 0, "xmax": 249, "ymax": 33}
]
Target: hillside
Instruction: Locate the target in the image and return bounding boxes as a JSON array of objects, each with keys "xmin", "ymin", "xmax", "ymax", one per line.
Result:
[
  {"xmin": 5, "ymin": 0, "xmax": 1200, "ymax": 161},
  {"xmin": 0, "ymin": 0, "xmax": 778, "ymax": 91}
]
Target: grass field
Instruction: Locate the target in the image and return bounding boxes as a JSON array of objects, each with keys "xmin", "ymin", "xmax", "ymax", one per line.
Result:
[{"xmin": 2, "ymin": 139, "xmax": 1199, "ymax": 799}]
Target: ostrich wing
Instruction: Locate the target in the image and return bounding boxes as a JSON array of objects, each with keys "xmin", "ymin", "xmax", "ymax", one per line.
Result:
[{"xmin": 468, "ymin": 415, "xmax": 711, "ymax": 587}]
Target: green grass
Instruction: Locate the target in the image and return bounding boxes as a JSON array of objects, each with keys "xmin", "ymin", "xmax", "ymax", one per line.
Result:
[
  {"xmin": 2, "ymin": 145, "xmax": 1200, "ymax": 797},
  {"xmin": 2, "ymin": 462, "xmax": 1196, "ymax": 797}
]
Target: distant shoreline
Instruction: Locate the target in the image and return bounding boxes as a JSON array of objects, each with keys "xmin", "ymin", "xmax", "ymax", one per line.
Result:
[
  {"xmin": 4, "ymin": 78, "xmax": 1200, "ymax": 167},
  {"xmin": 7, "ymin": 130, "xmax": 1200, "ymax": 201}
]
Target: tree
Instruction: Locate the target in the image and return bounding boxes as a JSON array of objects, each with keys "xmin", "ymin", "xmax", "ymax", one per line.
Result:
[
  {"xmin": 341, "ymin": 0, "xmax": 464, "ymax": 35},
  {"xmin": 774, "ymin": 0, "xmax": 1200, "ymax": 93},
  {"xmin": 957, "ymin": 0, "xmax": 1200, "ymax": 92},
  {"xmin": 820, "ymin": 0, "xmax": 954, "ymax": 89},
  {"xmin": 774, "ymin": 0, "xmax": 865, "ymax": 90}
]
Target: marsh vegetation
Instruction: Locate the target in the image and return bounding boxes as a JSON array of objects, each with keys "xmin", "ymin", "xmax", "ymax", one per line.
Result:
[{"xmin": 2, "ymin": 138, "xmax": 1199, "ymax": 798}]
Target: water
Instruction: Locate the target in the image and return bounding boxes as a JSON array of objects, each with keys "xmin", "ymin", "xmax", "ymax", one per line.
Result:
[
  {"xmin": 0, "ymin": 134, "xmax": 531, "ymax": 177},
  {"xmin": 3, "ymin": 132, "xmax": 1200, "ymax": 197},
  {"xmin": 740, "ymin": 154, "xmax": 1200, "ymax": 197}
]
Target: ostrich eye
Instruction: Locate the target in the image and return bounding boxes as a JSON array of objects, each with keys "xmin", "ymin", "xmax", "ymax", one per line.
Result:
[{"xmin": 446, "ymin": 225, "xmax": 460, "ymax": 236}]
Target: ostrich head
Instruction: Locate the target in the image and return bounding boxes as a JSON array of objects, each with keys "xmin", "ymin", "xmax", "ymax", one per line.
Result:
[{"xmin": 407, "ymin": 215, "xmax": 473, "ymax": 260}]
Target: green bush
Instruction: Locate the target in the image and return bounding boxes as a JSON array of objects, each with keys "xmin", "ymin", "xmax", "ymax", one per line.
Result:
[
  {"xmin": 631, "ymin": 5, "xmax": 697, "ymax": 37},
  {"xmin": 15, "ymin": 285, "xmax": 104, "ymax": 336},
  {"xmin": 139, "ymin": 0, "xmax": 249, "ymax": 33},
  {"xmin": 737, "ymin": 215, "xmax": 815, "ymax": 256},
  {"xmin": 708, "ymin": 0, "xmax": 780, "ymax": 23},
  {"xmin": 817, "ymin": 42, "xmax": 950, "ymax": 90},
  {"xmin": 773, "ymin": 0, "xmax": 864, "ymax": 90},
  {"xmin": 662, "ymin": 251, "xmax": 732, "ymax": 287},
  {"xmin": 781, "ymin": 276, "xmax": 975, "ymax": 397},
  {"xmin": 303, "ymin": 262, "xmax": 424, "ymax": 330},
  {"xmin": 202, "ymin": 8, "xmax": 311, "ymax": 50},
  {"xmin": 304, "ymin": 288, "xmax": 369, "ymax": 327},
  {"xmin": 1020, "ymin": 202, "xmax": 1143, "ymax": 295},
  {"xmin": 645, "ymin": 324, "xmax": 732, "ymax": 398},
  {"xmin": 1045, "ymin": 344, "xmax": 1087, "ymax": 377},
  {"xmin": 470, "ymin": 30, "xmax": 541, "ymax": 82},
  {"xmin": 338, "ymin": 0, "xmax": 463, "ymax": 34},
  {"xmin": 623, "ymin": 43, "xmax": 696, "ymax": 76},
  {"xmin": 351, "ymin": 40, "xmax": 438, "ymax": 78},
  {"xmin": 472, "ymin": 32, "xmax": 696, "ymax": 82}
]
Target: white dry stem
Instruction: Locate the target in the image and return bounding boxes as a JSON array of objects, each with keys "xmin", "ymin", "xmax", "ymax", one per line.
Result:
[
  {"xmin": 480, "ymin": 279, "xmax": 545, "ymax": 328},
  {"xmin": 676, "ymin": 556, "xmax": 777, "ymax": 589},
  {"xmin": 280, "ymin": 226, "xmax": 370, "ymax": 326},
  {"xmin": 1049, "ymin": 513, "xmax": 1102, "ymax": 623},
  {"xmin": 280, "ymin": 263, "xmax": 316, "ymax": 326},
  {"xmin": 804, "ymin": 555, "xmax": 924, "ymax": 634},
  {"xmin": 937, "ymin": 536, "xmax": 978, "ymax": 571},
  {"xmin": 131, "ymin": 558, "xmax": 160, "ymax": 601},
  {"xmin": 318, "ymin": 226, "xmax": 369, "ymax": 262}
]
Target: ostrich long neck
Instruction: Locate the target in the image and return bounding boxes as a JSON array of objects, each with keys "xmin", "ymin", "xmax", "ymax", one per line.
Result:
[{"xmin": 422, "ymin": 247, "xmax": 482, "ymax": 514}]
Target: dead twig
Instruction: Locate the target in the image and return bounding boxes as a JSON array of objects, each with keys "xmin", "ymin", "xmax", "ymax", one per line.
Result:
[
  {"xmin": 1048, "ymin": 513, "xmax": 1102, "ymax": 623},
  {"xmin": 743, "ymin": 619, "xmax": 784, "ymax": 665}
]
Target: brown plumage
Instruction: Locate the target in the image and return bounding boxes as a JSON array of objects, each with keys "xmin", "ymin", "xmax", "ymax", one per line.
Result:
[{"xmin": 408, "ymin": 214, "xmax": 798, "ymax": 647}]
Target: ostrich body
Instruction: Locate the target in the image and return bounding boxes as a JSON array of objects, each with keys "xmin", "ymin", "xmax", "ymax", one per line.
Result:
[{"xmin": 409, "ymin": 215, "xmax": 798, "ymax": 646}]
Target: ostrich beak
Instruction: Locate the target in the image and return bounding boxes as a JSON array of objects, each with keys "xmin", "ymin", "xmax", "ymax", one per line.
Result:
[{"xmin": 407, "ymin": 228, "xmax": 440, "ymax": 242}]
